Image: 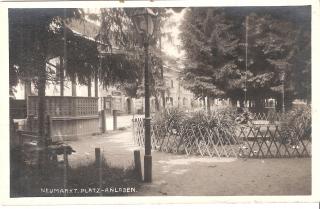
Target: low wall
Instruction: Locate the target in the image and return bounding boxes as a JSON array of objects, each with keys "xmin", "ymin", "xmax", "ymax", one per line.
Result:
[
  {"xmin": 27, "ymin": 96, "xmax": 100, "ymax": 141},
  {"xmin": 51, "ymin": 116, "xmax": 99, "ymax": 141},
  {"xmin": 26, "ymin": 116, "xmax": 99, "ymax": 141}
]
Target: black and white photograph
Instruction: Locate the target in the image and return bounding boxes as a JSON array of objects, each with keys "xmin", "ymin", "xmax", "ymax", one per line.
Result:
[{"xmin": 2, "ymin": 0, "xmax": 317, "ymax": 202}]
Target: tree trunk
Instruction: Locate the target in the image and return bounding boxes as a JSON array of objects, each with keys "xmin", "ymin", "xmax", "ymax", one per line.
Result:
[
  {"xmin": 240, "ymin": 99, "xmax": 244, "ymax": 108},
  {"xmin": 202, "ymin": 96, "xmax": 206, "ymax": 110},
  {"xmin": 35, "ymin": 26, "xmax": 49, "ymax": 168},
  {"xmin": 154, "ymin": 95, "xmax": 160, "ymax": 112},
  {"xmin": 161, "ymin": 91, "xmax": 165, "ymax": 110},
  {"xmin": 38, "ymin": 61, "xmax": 46, "ymax": 141},
  {"xmin": 254, "ymin": 98, "xmax": 264, "ymax": 113},
  {"xmin": 230, "ymin": 98, "xmax": 237, "ymax": 107},
  {"xmin": 24, "ymin": 79, "xmax": 32, "ymax": 100},
  {"xmin": 207, "ymin": 96, "xmax": 211, "ymax": 113},
  {"xmin": 36, "ymin": 32, "xmax": 48, "ymax": 145},
  {"xmin": 284, "ymin": 96, "xmax": 293, "ymax": 112}
]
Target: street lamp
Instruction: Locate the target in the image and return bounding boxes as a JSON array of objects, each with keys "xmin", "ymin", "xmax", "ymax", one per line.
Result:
[
  {"xmin": 279, "ymin": 71, "xmax": 286, "ymax": 113},
  {"xmin": 131, "ymin": 8, "xmax": 157, "ymax": 183}
]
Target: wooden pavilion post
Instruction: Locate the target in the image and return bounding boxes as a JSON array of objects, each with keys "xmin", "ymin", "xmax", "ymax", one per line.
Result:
[
  {"xmin": 94, "ymin": 72, "xmax": 98, "ymax": 97},
  {"xmin": 71, "ymin": 75, "xmax": 77, "ymax": 97},
  {"xmin": 59, "ymin": 56, "xmax": 64, "ymax": 96},
  {"xmin": 88, "ymin": 75, "xmax": 92, "ymax": 97}
]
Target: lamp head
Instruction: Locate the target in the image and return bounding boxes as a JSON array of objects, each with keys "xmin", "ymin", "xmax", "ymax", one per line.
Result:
[{"xmin": 131, "ymin": 8, "xmax": 158, "ymax": 37}]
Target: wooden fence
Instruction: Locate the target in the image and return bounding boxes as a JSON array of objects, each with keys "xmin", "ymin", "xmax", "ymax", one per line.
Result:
[{"xmin": 132, "ymin": 112, "xmax": 311, "ymax": 159}]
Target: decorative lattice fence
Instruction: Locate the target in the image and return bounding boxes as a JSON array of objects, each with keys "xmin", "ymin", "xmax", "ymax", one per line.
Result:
[{"xmin": 132, "ymin": 112, "xmax": 311, "ymax": 159}]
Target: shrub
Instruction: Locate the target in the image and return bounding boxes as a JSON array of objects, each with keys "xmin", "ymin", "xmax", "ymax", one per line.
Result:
[
  {"xmin": 153, "ymin": 107, "xmax": 187, "ymax": 135},
  {"xmin": 280, "ymin": 104, "xmax": 311, "ymax": 144},
  {"xmin": 152, "ymin": 107, "xmax": 239, "ymax": 154}
]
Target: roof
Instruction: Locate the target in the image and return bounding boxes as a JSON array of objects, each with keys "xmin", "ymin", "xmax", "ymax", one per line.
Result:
[{"xmin": 66, "ymin": 18, "xmax": 125, "ymax": 55}]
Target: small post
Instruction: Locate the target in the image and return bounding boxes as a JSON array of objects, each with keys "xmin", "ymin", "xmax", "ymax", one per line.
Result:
[
  {"xmin": 95, "ymin": 148, "xmax": 101, "ymax": 168},
  {"xmin": 13, "ymin": 122, "xmax": 19, "ymax": 132},
  {"xmin": 95, "ymin": 147, "xmax": 103, "ymax": 196},
  {"xmin": 27, "ymin": 115, "xmax": 34, "ymax": 131},
  {"xmin": 113, "ymin": 110, "xmax": 118, "ymax": 131},
  {"xmin": 134, "ymin": 150, "xmax": 142, "ymax": 181},
  {"xmin": 17, "ymin": 130, "xmax": 22, "ymax": 147},
  {"xmin": 46, "ymin": 115, "xmax": 52, "ymax": 145},
  {"xmin": 63, "ymin": 148, "xmax": 68, "ymax": 196},
  {"xmin": 63, "ymin": 149, "xmax": 69, "ymax": 168},
  {"xmin": 100, "ymin": 110, "xmax": 106, "ymax": 133}
]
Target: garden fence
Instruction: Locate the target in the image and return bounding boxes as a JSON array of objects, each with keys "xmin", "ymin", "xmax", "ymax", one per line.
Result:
[{"xmin": 132, "ymin": 112, "xmax": 311, "ymax": 159}]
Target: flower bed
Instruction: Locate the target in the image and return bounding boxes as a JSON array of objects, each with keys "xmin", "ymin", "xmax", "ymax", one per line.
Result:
[{"xmin": 133, "ymin": 105, "xmax": 311, "ymax": 158}]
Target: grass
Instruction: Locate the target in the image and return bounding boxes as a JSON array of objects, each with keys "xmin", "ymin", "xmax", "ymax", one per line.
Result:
[{"xmin": 10, "ymin": 149, "xmax": 141, "ymax": 197}]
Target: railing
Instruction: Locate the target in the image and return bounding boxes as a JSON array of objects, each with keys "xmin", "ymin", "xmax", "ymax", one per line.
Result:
[
  {"xmin": 249, "ymin": 112, "xmax": 285, "ymax": 124},
  {"xmin": 237, "ymin": 125, "xmax": 311, "ymax": 158},
  {"xmin": 132, "ymin": 116, "xmax": 311, "ymax": 159},
  {"xmin": 27, "ymin": 96, "xmax": 98, "ymax": 117}
]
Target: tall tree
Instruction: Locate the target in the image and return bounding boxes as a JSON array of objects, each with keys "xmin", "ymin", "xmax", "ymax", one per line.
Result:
[
  {"xmin": 179, "ymin": 7, "xmax": 311, "ymax": 112},
  {"xmin": 180, "ymin": 8, "xmax": 242, "ymax": 107}
]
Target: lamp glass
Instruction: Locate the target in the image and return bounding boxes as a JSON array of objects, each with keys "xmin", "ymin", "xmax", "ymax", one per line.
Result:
[{"xmin": 132, "ymin": 10, "xmax": 155, "ymax": 36}]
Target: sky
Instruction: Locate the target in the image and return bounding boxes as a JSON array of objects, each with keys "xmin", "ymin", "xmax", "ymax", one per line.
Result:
[{"xmin": 161, "ymin": 8, "xmax": 186, "ymax": 59}]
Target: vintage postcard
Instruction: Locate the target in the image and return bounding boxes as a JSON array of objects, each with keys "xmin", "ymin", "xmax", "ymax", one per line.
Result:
[{"xmin": 0, "ymin": 0, "xmax": 319, "ymax": 205}]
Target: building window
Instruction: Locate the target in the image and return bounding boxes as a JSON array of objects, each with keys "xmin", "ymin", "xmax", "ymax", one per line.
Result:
[
  {"xmin": 166, "ymin": 97, "xmax": 173, "ymax": 106},
  {"xmin": 183, "ymin": 97, "xmax": 187, "ymax": 106},
  {"xmin": 170, "ymin": 97, "xmax": 173, "ymax": 105},
  {"xmin": 171, "ymin": 80, "xmax": 174, "ymax": 88}
]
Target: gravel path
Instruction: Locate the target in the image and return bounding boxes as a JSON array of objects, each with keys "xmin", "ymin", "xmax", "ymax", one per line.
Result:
[{"xmin": 66, "ymin": 129, "xmax": 311, "ymax": 196}]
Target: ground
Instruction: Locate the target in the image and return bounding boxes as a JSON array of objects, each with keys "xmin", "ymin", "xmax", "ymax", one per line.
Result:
[{"xmin": 66, "ymin": 117, "xmax": 311, "ymax": 196}]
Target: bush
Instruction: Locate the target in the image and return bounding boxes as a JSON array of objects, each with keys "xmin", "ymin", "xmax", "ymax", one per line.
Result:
[
  {"xmin": 280, "ymin": 105, "xmax": 311, "ymax": 144},
  {"xmin": 152, "ymin": 107, "xmax": 239, "ymax": 154}
]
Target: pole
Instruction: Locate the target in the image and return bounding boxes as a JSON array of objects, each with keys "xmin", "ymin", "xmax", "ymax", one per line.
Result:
[
  {"xmin": 244, "ymin": 15, "xmax": 248, "ymax": 108},
  {"xmin": 160, "ymin": 35, "xmax": 166, "ymax": 110},
  {"xmin": 282, "ymin": 77, "xmax": 285, "ymax": 113},
  {"xmin": 143, "ymin": 33, "xmax": 152, "ymax": 183}
]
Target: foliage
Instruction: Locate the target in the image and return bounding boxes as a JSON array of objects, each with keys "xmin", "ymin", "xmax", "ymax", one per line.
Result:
[
  {"xmin": 94, "ymin": 8, "xmax": 173, "ymax": 101},
  {"xmin": 153, "ymin": 107, "xmax": 238, "ymax": 148},
  {"xmin": 9, "ymin": 9, "xmax": 85, "ymax": 91},
  {"xmin": 180, "ymin": 8, "xmax": 240, "ymax": 99},
  {"xmin": 153, "ymin": 107, "xmax": 187, "ymax": 133},
  {"xmin": 9, "ymin": 8, "xmax": 176, "ymax": 107},
  {"xmin": 9, "ymin": 8, "xmax": 86, "ymax": 138},
  {"xmin": 280, "ymin": 105, "xmax": 311, "ymax": 144},
  {"xmin": 179, "ymin": 7, "xmax": 311, "ymax": 105}
]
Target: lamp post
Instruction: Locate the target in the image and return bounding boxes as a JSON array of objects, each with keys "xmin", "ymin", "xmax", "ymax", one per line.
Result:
[
  {"xmin": 280, "ymin": 71, "xmax": 286, "ymax": 113},
  {"xmin": 131, "ymin": 8, "xmax": 157, "ymax": 182}
]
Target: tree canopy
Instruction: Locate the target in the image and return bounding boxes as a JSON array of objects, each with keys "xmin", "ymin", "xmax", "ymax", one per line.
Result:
[{"xmin": 179, "ymin": 6, "xmax": 311, "ymax": 109}]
